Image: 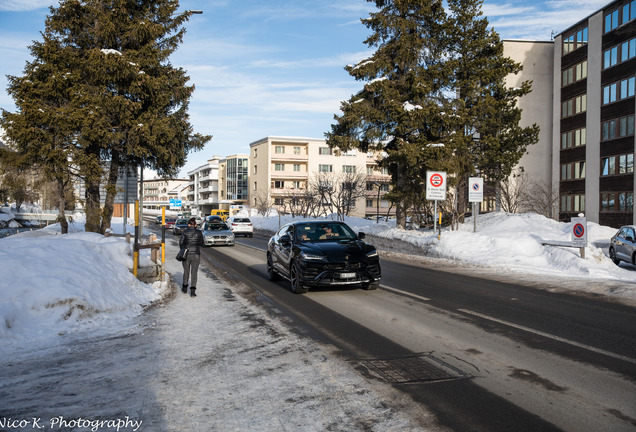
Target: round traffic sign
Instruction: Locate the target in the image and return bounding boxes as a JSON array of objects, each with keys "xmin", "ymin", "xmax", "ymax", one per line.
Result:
[
  {"xmin": 573, "ymin": 223, "xmax": 585, "ymax": 238},
  {"xmin": 471, "ymin": 183, "xmax": 480, "ymax": 191},
  {"xmin": 430, "ymin": 173, "xmax": 443, "ymax": 187}
]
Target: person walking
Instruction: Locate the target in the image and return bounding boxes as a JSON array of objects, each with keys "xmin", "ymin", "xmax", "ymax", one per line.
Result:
[{"xmin": 179, "ymin": 217, "xmax": 204, "ymax": 297}]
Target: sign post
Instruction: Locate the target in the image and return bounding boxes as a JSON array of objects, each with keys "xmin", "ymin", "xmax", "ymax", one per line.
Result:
[
  {"xmin": 468, "ymin": 177, "xmax": 484, "ymax": 233},
  {"xmin": 426, "ymin": 171, "xmax": 447, "ymax": 237},
  {"xmin": 571, "ymin": 216, "xmax": 588, "ymax": 258}
]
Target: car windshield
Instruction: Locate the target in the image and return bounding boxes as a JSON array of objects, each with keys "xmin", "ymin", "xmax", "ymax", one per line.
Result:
[
  {"xmin": 295, "ymin": 223, "xmax": 357, "ymax": 242},
  {"xmin": 204, "ymin": 223, "xmax": 228, "ymax": 231},
  {"xmin": 176, "ymin": 219, "xmax": 187, "ymax": 224}
]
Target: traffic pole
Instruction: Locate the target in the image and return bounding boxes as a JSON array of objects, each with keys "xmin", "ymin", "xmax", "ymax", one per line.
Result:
[
  {"xmin": 161, "ymin": 206, "xmax": 166, "ymax": 282},
  {"xmin": 133, "ymin": 200, "xmax": 139, "ymax": 278}
]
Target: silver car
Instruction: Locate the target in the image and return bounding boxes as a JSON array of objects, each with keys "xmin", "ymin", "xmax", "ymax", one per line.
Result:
[
  {"xmin": 202, "ymin": 222, "xmax": 235, "ymax": 247},
  {"xmin": 609, "ymin": 225, "xmax": 636, "ymax": 266}
]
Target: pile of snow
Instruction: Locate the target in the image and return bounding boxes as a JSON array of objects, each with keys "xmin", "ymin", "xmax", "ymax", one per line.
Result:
[
  {"xmin": 247, "ymin": 210, "xmax": 636, "ymax": 286},
  {"xmin": 0, "ymin": 217, "xmax": 167, "ymax": 344}
]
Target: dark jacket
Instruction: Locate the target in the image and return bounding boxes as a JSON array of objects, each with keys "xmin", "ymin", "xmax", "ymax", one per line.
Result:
[{"xmin": 179, "ymin": 226, "xmax": 204, "ymax": 255}]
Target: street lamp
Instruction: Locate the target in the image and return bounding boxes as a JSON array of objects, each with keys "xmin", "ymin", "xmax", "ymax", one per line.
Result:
[{"xmin": 373, "ymin": 181, "xmax": 381, "ymax": 223}]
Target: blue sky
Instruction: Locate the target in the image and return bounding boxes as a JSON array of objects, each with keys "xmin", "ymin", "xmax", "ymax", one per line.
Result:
[{"xmin": 0, "ymin": 0, "xmax": 610, "ymax": 177}]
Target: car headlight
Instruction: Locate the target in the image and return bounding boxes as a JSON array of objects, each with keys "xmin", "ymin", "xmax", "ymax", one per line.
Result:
[
  {"xmin": 366, "ymin": 250, "xmax": 379, "ymax": 258},
  {"xmin": 300, "ymin": 251, "xmax": 327, "ymax": 261}
]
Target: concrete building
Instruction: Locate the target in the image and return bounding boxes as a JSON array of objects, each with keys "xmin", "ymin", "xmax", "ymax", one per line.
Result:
[
  {"xmin": 186, "ymin": 157, "xmax": 221, "ymax": 217},
  {"xmin": 553, "ymin": 0, "xmax": 635, "ymax": 226},
  {"xmin": 142, "ymin": 178, "xmax": 188, "ymax": 211},
  {"xmin": 218, "ymin": 154, "xmax": 249, "ymax": 209},
  {"xmin": 248, "ymin": 136, "xmax": 392, "ymax": 218}
]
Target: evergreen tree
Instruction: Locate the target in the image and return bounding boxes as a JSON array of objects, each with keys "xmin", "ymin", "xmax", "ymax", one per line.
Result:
[
  {"xmin": 326, "ymin": 0, "xmax": 449, "ymax": 228},
  {"xmin": 2, "ymin": 0, "xmax": 210, "ymax": 234},
  {"xmin": 327, "ymin": 0, "xmax": 539, "ymax": 228},
  {"xmin": 45, "ymin": 0, "xmax": 210, "ymax": 233},
  {"xmin": 0, "ymin": 31, "xmax": 82, "ymax": 234},
  {"xmin": 443, "ymin": 0, "xmax": 539, "ymax": 218}
]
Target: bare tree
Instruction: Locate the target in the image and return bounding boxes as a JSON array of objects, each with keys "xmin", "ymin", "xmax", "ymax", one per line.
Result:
[
  {"xmin": 498, "ymin": 171, "xmax": 526, "ymax": 214},
  {"xmin": 253, "ymin": 192, "xmax": 273, "ymax": 217},
  {"xmin": 520, "ymin": 178, "xmax": 560, "ymax": 220},
  {"xmin": 308, "ymin": 171, "xmax": 367, "ymax": 220}
]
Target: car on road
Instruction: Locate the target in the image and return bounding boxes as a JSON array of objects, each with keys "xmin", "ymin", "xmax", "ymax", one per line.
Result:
[
  {"xmin": 202, "ymin": 221, "xmax": 235, "ymax": 247},
  {"xmin": 155, "ymin": 215, "xmax": 163, "ymax": 224},
  {"xmin": 172, "ymin": 218, "xmax": 189, "ymax": 235},
  {"xmin": 267, "ymin": 220, "xmax": 381, "ymax": 294},
  {"xmin": 206, "ymin": 215, "xmax": 224, "ymax": 223},
  {"xmin": 164, "ymin": 217, "xmax": 176, "ymax": 229},
  {"xmin": 227, "ymin": 216, "xmax": 253, "ymax": 237},
  {"xmin": 609, "ymin": 225, "xmax": 636, "ymax": 266}
]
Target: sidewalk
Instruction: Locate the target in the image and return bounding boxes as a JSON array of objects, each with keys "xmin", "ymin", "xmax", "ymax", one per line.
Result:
[
  {"xmin": 147, "ymin": 239, "xmax": 434, "ymax": 430},
  {"xmin": 0, "ymin": 233, "xmax": 435, "ymax": 432}
]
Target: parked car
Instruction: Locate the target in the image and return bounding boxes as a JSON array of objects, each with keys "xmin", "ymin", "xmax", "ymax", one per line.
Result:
[
  {"xmin": 609, "ymin": 225, "xmax": 636, "ymax": 266},
  {"xmin": 207, "ymin": 215, "xmax": 224, "ymax": 223},
  {"xmin": 164, "ymin": 217, "xmax": 176, "ymax": 229},
  {"xmin": 172, "ymin": 218, "xmax": 189, "ymax": 235},
  {"xmin": 155, "ymin": 215, "xmax": 163, "ymax": 224},
  {"xmin": 227, "ymin": 216, "xmax": 253, "ymax": 237},
  {"xmin": 202, "ymin": 222, "xmax": 235, "ymax": 247},
  {"xmin": 267, "ymin": 220, "xmax": 381, "ymax": 294}
]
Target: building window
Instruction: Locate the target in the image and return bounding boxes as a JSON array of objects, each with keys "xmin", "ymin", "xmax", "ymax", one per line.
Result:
[
  {"xmin": 561, "ymin": 161, "xmax": 586, "ymax": 180},
  {"xmin": 561, "ymin": 127, "xmax": 586, "ymax": 149},
  {"xmin": 604, "ymin": 38, "xmax": 636, "ymax": 69},
  {"xmin": 602, "ymin": 154, "xmax": 634, "ymax": 176},
  {"xmin": 293, "ymin": 146, "xmax": 301, "ymax": 155},
  {"xmin": 319, "ymin": 147, "xmax": 331, "ymax": 155},
  {"xmin": 563, "ymin": 60, "xmax": 587, "ymax": 86},
  {"xmin": 253, "ymin": 165, "xmax": 257, "ymax": 174},
  {"xmin": 561, "ymin": 194, "xmax": 585, "ymax": 212},
  {"xmin": 275, "ymin": 146, "xmax": 284, "ymax": 154},
  {"xmin": 602, "ymin": 115, "xmax": 635, "ymax": 141},
  {"xmin": 366, "ymin": 199, "xmax": 373, "ymax": 208},
  {"xmin": 562, "ymin": 27, "xmax": 587, "ymax": 55},
  {"xmin": 343, "ymin": 149, "xmax": 357, "ymax": 156},
  {"xmin": 603, "ymin": 77, "xmax": 635, "ymax": 105},
  {"xmin": 366, "ymin": 167, "xmax": 373, "ymax": 175},
  {"xmin": 274, "ymin": 163, "xmax": 284, "ymax": 171},
  {"xmin": 605, "ymin": 9, "xmax": 619, "ymax": 33},
  {"xmin": 342, "ymin": 165, "xmax": 356, "ymax": 173},
  {"xmin": 319, "ymin": 164, "xmax": 333, "ymax": 172},
  {"xmin": 272, "ymin": 180, "xmax": 284, "ymax": 189},
  {"xmin": 274, "ymin": 198, "xmax": 284, "ymax": 206},
  {"xmin": 253, "ymin": 181, "xmax": 257, "ymax": 191},
  {"xmin": 293, "ymin": 164, "xmax": 301, "ymax": 172},
  {"xmin": 602, "ymin": 192, "xmax": 634, "ymax": 211},
  {"xmin": 254, "ymin": 148, "xmax": 257, "ymax": 158},
  {"xmin": 561, "ymin": 94, "xmax": 586, "ymax": 118}
]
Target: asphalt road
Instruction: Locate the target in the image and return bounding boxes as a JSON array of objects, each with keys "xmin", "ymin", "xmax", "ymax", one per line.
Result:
[{"xmin": 187, "ymin": 231, "xmax": 636, "ymax": 432}]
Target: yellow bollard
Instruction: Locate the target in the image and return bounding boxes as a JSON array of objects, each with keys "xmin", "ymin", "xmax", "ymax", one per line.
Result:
[{"xmin": 133, "ymin": 200, "xmax": 139, "ymax": 277}]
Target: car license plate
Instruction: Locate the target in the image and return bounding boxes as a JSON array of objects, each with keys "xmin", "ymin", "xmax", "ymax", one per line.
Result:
[{"xmin": 340, "ymin": 272, "xmax": 356, "ymax": 279}]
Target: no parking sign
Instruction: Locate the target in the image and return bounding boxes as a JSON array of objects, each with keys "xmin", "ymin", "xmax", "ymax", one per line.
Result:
[{"xmin": 571, "ymin": 217, "xmax": 587, "ymax": 247}]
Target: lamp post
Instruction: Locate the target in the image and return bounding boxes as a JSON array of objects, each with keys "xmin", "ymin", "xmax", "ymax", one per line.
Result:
[{"xmin": 373, "ymin": 181, "xmax": 381, "ymax": 223}]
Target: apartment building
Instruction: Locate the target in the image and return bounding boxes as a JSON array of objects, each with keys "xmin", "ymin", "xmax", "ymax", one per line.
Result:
[
  {"xmin": 249, "ymin": 136, "xmax": 392, "ymax": 218},
  {"xmin": 218, "ymin": 154, "xmax": 249, "ymax": 209},
  {"xmin": 187, "ymin": 157, "xmax": 221, "ymax": 217},
  {"xmin": 553, "ymin": 0, "xmax": 635, "ymax": 226},
  {"xmin": 142, "ymin": 178, "xmax": 188, "ymax": 211}
]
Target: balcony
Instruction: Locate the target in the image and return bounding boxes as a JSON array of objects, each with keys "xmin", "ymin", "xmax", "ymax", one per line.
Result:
[{"xmin": 271, "ymin": 153, "xmax": 309, "ymax": 162}]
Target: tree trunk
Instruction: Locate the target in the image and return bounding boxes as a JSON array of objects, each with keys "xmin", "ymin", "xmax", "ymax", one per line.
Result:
[
  {"xmin": 100, "ymin": 151, "xmax": 121, "ymax": 233},
  {"xmin": 84, "ymin": 178, "xmax": 101, "ymax": 233},
  {"xmin": 56, "ymin": 177, "xmax": 68, "ymax": 234}
]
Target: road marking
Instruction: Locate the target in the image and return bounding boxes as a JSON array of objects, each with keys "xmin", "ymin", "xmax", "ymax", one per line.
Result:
[
  {"xmin": 381, "ymin": 285, "xmax": 430, "ymax": 302},
  {"xmin": 458, "ymin": 308, "xmax": 636, "ymax": 365}
]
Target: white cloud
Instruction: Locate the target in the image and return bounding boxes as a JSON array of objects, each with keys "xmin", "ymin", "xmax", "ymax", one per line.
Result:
[{"xmin": 0, "ymin": 0, "xmax": 56, "ymax": 12}]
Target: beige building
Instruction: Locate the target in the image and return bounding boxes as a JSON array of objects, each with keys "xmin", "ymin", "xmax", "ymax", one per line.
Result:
[
  {"xmin": 142, "ymin": 178, "xmax": 189, "ymax": 211},
  {"xmin": 187, "ymin": 157, "xmax": 221, "ymax": 217},
  {"xmin": 249, "ymin": 136, "xmax": 392, "ymax": 218}
]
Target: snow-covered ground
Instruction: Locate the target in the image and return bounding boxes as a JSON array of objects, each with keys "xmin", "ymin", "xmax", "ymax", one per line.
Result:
[{"xmin": 0, "ymin": 207, "xmax": 634, "ymax": 431}]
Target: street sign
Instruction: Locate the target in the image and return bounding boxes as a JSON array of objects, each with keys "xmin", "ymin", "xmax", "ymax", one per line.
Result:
[
  {"xmin": 169, "ymin": 199, "xmax": 182, "ymax": 210},
  {"xmin": 426, "ymin": 171, "xmax": 447, "ymax": 201},
  {"xmin": 570, "ymin": 217, "xmax": 587, "ymax": 247},
  {"xmin": 468, "ymin": 177, "xmax": 483, "ymax": 203}
]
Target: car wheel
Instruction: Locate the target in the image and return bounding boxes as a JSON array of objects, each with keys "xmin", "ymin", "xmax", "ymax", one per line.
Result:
[
  {"xmin": 609, "ymin": 247, "xmax": 620, "ymax": 265},
  {"xmin": 249, "ymin": 234, "xmax": 253, "ymax": 238},
  {"xmin": 290, "ymin": 261, "xmax": 308, "ymax": 294},
  {"xmin": 267, "ymin": 253, "xmax": 281, "ymax": 281},
  {"xmin": 362, "ymin": 281, "xmax": 379, "ymax": 290}
]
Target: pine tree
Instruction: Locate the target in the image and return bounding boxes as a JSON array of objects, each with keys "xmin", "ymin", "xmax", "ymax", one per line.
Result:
[
  {"xmin": 443, "ymin": 0, "xmax": 539, "ymax": 218},
  {"xmin": 46, "ymin": 0, "xmax": 211, "ymax": 233},
  {"xmin": 2, "ymin": 0, "xmax": 211, "ymax": 233},
  {"xmin": 327, "ymin": 0, "xmax": 539, "ymax": 228},
  {"xmin": 326, "ymin": 0, "xmax": 449, "ymax": 228}
]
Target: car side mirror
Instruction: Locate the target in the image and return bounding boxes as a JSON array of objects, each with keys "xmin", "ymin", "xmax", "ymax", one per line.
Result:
[
  {"xmin": 358, "ymin": 232, "xmax": 366, "ymax": 240},
  {"xmin": 280, "ymin": 234, "xmax": 291, "ymax": 245},
  {"xmin": 627, "ymin": 236, "xmax": 634, "ymax": 242}
]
